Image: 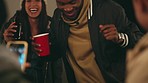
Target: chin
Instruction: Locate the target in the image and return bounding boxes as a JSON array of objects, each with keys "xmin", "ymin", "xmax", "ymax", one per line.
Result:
[
  {"xmin": 65, "ymin": 15, "xmax": 78, "ymax": 20},
  {"xmin": 67, "ymin": 17, "xmax": 77, "ymax": 20},
  {"xmin": 29, "ymin": 14, "xmax": 40, "ymax": 18},
  {"xmin": 28, "ymin": 13, "xmax": 40, "ymax": 18}
]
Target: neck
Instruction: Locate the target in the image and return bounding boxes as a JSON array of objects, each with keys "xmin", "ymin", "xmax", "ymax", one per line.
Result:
[
  {"xmin": 28, "ymin": 17, "xmax": 38, "ymax": 24},
  {"xmin": 28, "ymin": 17, "xmax": 39, "ymax": 36}
]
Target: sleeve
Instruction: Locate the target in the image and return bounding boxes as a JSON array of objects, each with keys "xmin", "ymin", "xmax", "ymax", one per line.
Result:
[{"xmin": 114, "ymin": 3, "xmax": 144, "ymax": 48}]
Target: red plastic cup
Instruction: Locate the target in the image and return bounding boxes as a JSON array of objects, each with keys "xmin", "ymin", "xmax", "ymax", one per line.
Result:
[{"xmin": 33, "ymin": 33, "xmax": 50, "ymax": 56}]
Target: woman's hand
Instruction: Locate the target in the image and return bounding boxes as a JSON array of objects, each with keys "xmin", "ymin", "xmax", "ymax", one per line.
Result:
[
  {"xmin": 32, "ymin": 38, "xmax": 42, "ymax": 56},
  {"xmin": 3, "ymin": 22, "xmax": 17, "ymax": 42},
  {"xmin": 25, "ymin": 62, "xmax": 31, "ymax": 68}
]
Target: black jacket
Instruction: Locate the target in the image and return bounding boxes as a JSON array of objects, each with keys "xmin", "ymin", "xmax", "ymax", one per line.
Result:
[{"xmin": 50, "ymin": 0, "xmax": 143, "ymax": 83}]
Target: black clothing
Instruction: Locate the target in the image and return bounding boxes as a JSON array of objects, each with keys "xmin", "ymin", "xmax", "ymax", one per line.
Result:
[
  {"xmin": 50, "ymin": 0, "xmax": 143, "ymax": 83},
  {"xmin": 0, "ymin": 0, "xmax": 7, "ymax": 30}
]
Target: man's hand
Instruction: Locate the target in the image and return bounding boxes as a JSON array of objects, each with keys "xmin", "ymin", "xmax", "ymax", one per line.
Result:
[{"xmin": 99, "ymin": 24, "xmax": 122, "ymax": 43}]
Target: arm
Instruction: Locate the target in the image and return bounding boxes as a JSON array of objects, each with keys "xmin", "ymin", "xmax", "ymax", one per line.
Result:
[{"xmin": 116, "ymin": 4, "xmax": 143, "ymax": 48}]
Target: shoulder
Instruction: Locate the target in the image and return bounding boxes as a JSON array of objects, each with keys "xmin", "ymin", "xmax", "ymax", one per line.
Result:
[
  {"xmin": 96, "ymin": 0, "xmax": 125, "ymax": 13},
  {"xmin": 51, "ymin": 8, "xmax": 63, "ymax": 25},
  {"xmin": 52, "ymin": 8, "xmax": 62, "ymax": 19}
]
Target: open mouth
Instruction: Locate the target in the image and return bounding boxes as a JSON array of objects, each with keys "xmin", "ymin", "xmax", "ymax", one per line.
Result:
[{"xmin": 30, "ymin": 8, "xmax": 38, "ymax": 13}]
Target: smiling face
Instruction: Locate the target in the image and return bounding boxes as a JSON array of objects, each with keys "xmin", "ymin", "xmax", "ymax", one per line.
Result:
[
  {"xmin": 56, "ymin": 0, "xmax": 83, "ymax": 20},
  {"xmin": 25, "ymin": 0, "xmax": 42, "ymax": 19}
]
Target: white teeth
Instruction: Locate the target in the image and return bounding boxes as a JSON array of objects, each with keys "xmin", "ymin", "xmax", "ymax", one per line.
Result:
[
  {"xmin": 30, "ymin": 8, "xmax": 37, "ymax": 13},
  {"xmin": 30, "ymin": 9, "xmax": 37, "ymax": 11}
]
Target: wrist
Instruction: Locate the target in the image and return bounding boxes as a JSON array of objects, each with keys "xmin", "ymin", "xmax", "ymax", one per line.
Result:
[{"xmin": 118, "ymin": 33, "xmax": 129, "ymax": 47}]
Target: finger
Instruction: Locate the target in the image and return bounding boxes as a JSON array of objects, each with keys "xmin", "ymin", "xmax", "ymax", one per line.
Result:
[
  {"xmin": 101, "ymin": 27, "xmax": 116, "ymax": 35},
  {"xmin": 25, "ymin": 62, "xmax": 31, "ymax": 68},
  {"xmin": 100, "ymin": 26, "xmax": 110, "ymax": 33},
  {"xmin": 9, "ymin": 22, "xmax": 17, "ymax": 29},
  {"xmin": 5, "ymin": 26, "xmax": 17, "ymax": 35},
  {"xmin": 9, "ymin": 22, "xmax": 16, "ymax": 26},
  {"xmin": 104, "ymin": 31, "xmax": 117, "ymax": 38},
  {"xmin": 4, "ymin": 27, "xmax": 16, "ymax": 33},
  {"xmin": 105, "ymin": 35, "xmax": 116, "ymax": 41},
  {"xmin": 32, "ymin": 37, "xmax": 34, "ymax": 40},
  {"xmin": 103, "ymin": 30, "xmax": 118, "ymax": 42},
  {"xmin": 7, "ymin": 28, "xmax": 17, "ymax": 33},
  {"xmin": 99, "ymin": 25, "xmax": 104, "ymax": 29},
  {"xmin": 99, "ymin": 24, "xmax": 115, "ymax": 32},
  {"xmin": 5, "ymin": 33, "xmax": 14, "ymax": 37},
  {"xmin": 104, "ymin": 27, "xmax": 117, "ymax": 34},
  {"xmin": 102, "ymin": 24, "xmax": 115, "ymax": 29},
  {"xmin": 105, "ymin": 34, "xmax": 119, "ymax": 43},
  {"xmin": 34, "ymin": 47, "xmax": 42, "ymax": 53},
  {"xmin": 32, "ymin": 42, "xmax": 40, "ymax": 48}
]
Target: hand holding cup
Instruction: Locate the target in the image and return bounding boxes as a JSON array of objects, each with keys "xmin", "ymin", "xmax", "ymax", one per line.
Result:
[{"xmin": 33, "ymin": 33, "xmax": 50, "ymax": 57}]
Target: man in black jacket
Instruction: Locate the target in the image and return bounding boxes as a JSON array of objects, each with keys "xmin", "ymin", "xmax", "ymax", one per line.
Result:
[{"xmin": 50, "ymin": 0, "xmax": 143, "ymax": 82}]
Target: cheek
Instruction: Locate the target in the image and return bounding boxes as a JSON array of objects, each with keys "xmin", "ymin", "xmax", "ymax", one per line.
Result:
[
  {"xmin": 25, "ymin": 5, "xmax": 29, "ymax": 13},
  {"xmin": 39, "ymin": 4, "xmax": 42, "ymax": 12},
  {"xmin": 57, "ymin": 5, "xmax": 65, "ymax": 10},
  {"xmin": 39, "ymin": 3, "xmax": 42, "ymax": 8}
]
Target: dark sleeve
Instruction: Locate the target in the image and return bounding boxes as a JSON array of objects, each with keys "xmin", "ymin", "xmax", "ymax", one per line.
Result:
[
  {"xmin": 48, "ymin": 9, "xmax": 64, "ymax": 60},
  {"xmin": 114, "ymin": 3, "xmax": 144, "ymax": 48}
]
